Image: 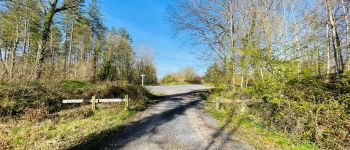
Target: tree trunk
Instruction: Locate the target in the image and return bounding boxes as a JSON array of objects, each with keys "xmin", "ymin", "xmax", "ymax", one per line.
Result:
[
  {"xmin": 64, "ymin": 28, "xmax": 68, "ymax": 78},
  {"xmin": 50, "ymin": 32, "xmax": 56, "ymax": 74},
  {"xmin": 229, "ymin": 0, "xmax": 236, "ymax": 91},
  {"xmin": 4, "ymin": 46, "xmax": 8, "ymax": 61},
  {"xmin": 34, "ymin": 0, "xmax": 59, "ymax": 80},
  {"xmin": 23, "ymin": 18, "xmax": 28, "ymax": 54},
  {"xmin": 326, "ymin": 24, "xmax": 331, "ymax": 76},
  {"xmin": 10, "ymin": 22, "xmax": 20, "ymax": 80},
  {"xmin": 326, "ymin": 0, "xmax": 344, "ymax": 74},
  {"xmin": 0, "ymin": 47, "xmax": 2, "ymax": 62},
  {"xmin": 341, "ymin": 0, "xmax": 350, "ymax": 71},
  {"xmin": 68, "ymin": 22, "xmax": 74, "ymax": 72},
  {"xmin": 79, "ymin": 38, "xmax": 84, "ymax": 61},
  {"xmin": 292, "ymin": 5, "xmax": 301, "ymax": 72}
]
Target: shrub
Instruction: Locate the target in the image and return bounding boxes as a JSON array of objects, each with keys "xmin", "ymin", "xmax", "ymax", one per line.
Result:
[
  {"xmin": 185, "ymin": 76, "xmax": 202, "ymax": 84},
  {"xmin": 0, "ymin": 81, "xmax": 150, "ymax": 120},
  {"xmin": 160, "ymin": 74, "xmax": 178, "ymax": 84},
  {"xmin": 247, "ymin": 76, "xmax": 350, "ymax": 149}
]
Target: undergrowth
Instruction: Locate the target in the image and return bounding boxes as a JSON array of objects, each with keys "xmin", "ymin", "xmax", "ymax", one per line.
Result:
[
  {"xmin": 204, "ymin": 100, "xmax": 317, "ymax": 150},
  {"xmin": 0, "ymin": 80, "xmax": 153, "ymax": 149},
  {"xmin": 0, "ymin": 105, "xmax": 138, "ymax": 149},
  {"xmin": 0, "ymin": 80, "xmax": 150, "ymax": 119},
  {"xmin": 205, "ymin": 75, "xmax": 350, "ymax": 149}
]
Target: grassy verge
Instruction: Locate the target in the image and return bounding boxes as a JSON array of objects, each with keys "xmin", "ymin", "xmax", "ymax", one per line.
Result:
[
  {"xmin": 0, "ymin": 104, "xmax": 138, "ymax": 149},
  {"xmin": 203, "ymin": 98, "xmax": 318, "ymax": 150},
  {"xmin": 0, "ymin": 80, "xmax": 153, "ymax": 149}
]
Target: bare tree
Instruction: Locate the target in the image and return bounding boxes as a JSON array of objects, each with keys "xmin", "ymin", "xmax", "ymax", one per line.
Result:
[{"xmin": 325, "ymin": 0, "xmax": 344, "ymax": 74}]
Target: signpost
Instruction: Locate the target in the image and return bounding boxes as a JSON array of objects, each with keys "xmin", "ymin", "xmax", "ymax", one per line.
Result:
[{"xmin": 141, "ymin": 74, "xmax": 145, "ymax": 86}]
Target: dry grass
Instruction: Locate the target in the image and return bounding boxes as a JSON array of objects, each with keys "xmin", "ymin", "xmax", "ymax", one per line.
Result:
[
  {"xmin": 0, "ymin": 81, "xmax": 152, "ymax": 149},
  {"xmin": 0, "ymin": 104, "xmax": 137, "ymax": 150}
]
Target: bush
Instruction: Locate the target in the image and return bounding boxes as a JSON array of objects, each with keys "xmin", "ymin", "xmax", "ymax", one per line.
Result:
[
  {"xmin": 0, "ymin": 81, "xmax": 150, "ymax": 119},
  {"xmin": 160, "ymin": 74, "xmax": 178, "ymax": 84},
  {"xmin": 247, "ymin": 76, "xmax": 350, "ymax": 149},
  {"xmin": 185, "ymin": 76, "xmax": 202, "ymax": 84}
]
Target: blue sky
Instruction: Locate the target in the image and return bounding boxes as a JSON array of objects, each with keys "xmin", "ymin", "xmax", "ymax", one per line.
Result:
[{"xmin": 99, "ymin": 0, "xmax": 208, "ymax": 78}]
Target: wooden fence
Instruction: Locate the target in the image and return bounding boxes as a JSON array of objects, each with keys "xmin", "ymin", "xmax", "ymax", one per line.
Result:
[{"xmin": 62, "ymin": 95, "xmax": 129, "ymax": 110}]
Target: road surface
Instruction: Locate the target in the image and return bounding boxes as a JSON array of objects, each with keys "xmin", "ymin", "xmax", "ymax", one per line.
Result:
[{"xmin": 102, "ymin": 85, "xmax": 252, "ymax": 150}]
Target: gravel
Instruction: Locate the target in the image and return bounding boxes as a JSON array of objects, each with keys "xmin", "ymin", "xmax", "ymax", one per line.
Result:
[{"xmin": 102, "ymin": 85, "xmax": 252, "ymax": 150}]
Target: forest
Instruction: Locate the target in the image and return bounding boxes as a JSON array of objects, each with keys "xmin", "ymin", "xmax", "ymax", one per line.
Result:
[
  {"xmin": 169, "ymin": 0, "xmax": 349, "ymax": 149},
  {"xmin": 0, "ymin": 0, "xmax": 157, "ymax": 83},
  {"xmin": 0, "ymin": 0, "xmax": 349, "ymax": 149},
  {"xmin": 0, "ymin": 0, "xmax": 157, "ymax": 149}
]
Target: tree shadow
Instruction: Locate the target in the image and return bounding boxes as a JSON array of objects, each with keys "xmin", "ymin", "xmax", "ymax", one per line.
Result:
[
  {"xmin": 203, "ymin": 110, "xmax": 245, "ymax": 150},
  {"xmin": 67, "ymin": 90, "xmax": 207, "ymax": 150}
]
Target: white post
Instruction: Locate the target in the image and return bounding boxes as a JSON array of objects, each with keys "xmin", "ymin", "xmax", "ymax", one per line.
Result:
[{"xmin": 141, "ymin": 74, "xmax": 145, "ymax": 86}]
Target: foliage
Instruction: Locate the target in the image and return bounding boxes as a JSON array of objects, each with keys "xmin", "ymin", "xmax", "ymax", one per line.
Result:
[
  {"xmin": 0, "ymin": 0, "xmax": 157, "ymax": 85},
  {"xmin": 203, "ymin": 95, "xmax": 318, "ymax": 150},
  {"xmin": 253, "ymin": 77, "xmax": 350, "ymax": 149},
  {"xmin": 204, "ymin": 58, "xmax": 350, "ymax": 149},
  {"xmin": 0, "ymin": 81, "xmax": 151, "ymax": 119},
  {"xmin": 204, "ymin": 63, "xmax": 227, "ymax": 86},
  {"xmin": 240, "ymin": 75, "xmax": 350, "ymax": 149},
  {"xmin": 160, "ymin": 67, "xmax": 202, "ymax": 84},
  {"xmin": 160, "ymin": 74, "xmax": 178, "ymax": 84}
]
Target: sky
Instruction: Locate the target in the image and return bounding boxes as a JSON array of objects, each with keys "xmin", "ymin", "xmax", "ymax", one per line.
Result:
[{"xmin": 99, "ymin": 0, "xmax": 209, "ymax": 79}]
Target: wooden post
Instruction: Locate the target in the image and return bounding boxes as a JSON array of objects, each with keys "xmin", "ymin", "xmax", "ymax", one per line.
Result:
[
  {"xmin": 216, "ymin": 97, "xmax": 220, "ymax": 110},
  {"xmin": 141, "ymin": 74, "xmax": 145, "ymax": 86},
  {"xmin": 124, "ymin": 94, "xmax": 129, "ymax": 110},
  {"xmin": 91, "ymin": 96, "xmax": 96, "ymax": 111}
]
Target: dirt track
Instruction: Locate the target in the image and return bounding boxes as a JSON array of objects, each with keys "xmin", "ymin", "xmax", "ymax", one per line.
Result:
[{"xmin": 102, "ymin": 85, "xmax": 252, "ymax": 150}]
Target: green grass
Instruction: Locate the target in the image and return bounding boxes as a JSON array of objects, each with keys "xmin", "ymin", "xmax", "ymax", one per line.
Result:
[
  {"xmin": 62, "ymin": 80, "xmax": 90, "ymax": 90},
  {"xmin": 204, "ymin": 101, "xmax": 318, "ymax": 150},
  {"xmin": 0, "ymin": 104, "xmax": 138, "ymax": 149}
]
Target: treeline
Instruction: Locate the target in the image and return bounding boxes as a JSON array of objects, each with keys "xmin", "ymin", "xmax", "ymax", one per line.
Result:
[
  {"xmin": 170, "ymin": 0, "xmax": 349, "ymax": 149},
  {"xmin": 170, "ymin": 0, "xmax": 350, "ymax": 87},
  {"xmin": 160, "ymin": 67, "xmax": 202, "ymax": 84},
  {"xmin": 0, "ymin": 0, "xmax": 157, "ymax": 84}
]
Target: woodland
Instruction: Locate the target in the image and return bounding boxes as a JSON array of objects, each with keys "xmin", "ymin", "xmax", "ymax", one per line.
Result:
[
  {"xmin": 169, "ymin": 0, "xmax": 350, "ymax": 149},
  {"xmin": 0, "ymin": 1, "xmax": 157, "ymax": 148}
]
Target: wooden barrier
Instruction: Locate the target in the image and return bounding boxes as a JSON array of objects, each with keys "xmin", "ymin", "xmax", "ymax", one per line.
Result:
[{"xmin": 62, "ymin": 95, "xmax": 129, "ymax": 110}]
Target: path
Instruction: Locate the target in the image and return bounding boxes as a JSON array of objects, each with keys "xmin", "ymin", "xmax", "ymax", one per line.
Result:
[{"xmin": 102, "ymin": 85, "xmax": 252, "ymax": 150}]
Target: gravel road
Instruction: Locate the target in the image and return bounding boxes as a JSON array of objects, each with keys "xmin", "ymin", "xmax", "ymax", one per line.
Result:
[{"xmin": 102, "ymin": 85, "xmax": 252, "ymax": 150}]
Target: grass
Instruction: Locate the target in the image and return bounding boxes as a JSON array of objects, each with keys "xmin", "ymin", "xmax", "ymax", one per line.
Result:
[
  {"xmin": 0, "ymin": 104, "xmax": 138, "ymax": 149},
  {"xmin": 203, "ymin": 100, "xmax": 318, "ymax": 150},
  {"xmin": 61, "ymin": 80, "xmax": 90, "ymax": 90},
  {"xmin": 0, "ymin": 80, "xmax": 152, "ymax": 149}
]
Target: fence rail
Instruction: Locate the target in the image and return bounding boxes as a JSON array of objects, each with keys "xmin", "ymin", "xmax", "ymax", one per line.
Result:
[
  {"xmin": 62, "ymin": 95, "xmax": 129, "ymax": 110},
  {"xmin": 62, "ymin": 98, "xmax": 126, "ymax": 104}
]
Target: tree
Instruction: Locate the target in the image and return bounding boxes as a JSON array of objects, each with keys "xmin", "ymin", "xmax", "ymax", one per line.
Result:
[
  {"xmin": 88, "ymin": 0, "xmax": 104, "ymax": 82},
  {"xmin": 325, "ymin": 0, "xmax": 344, "ymax": 74},
  {"xmin": 34, "ymin": 0, "xmax": 84, "ymax": 80},
  {"xmin": 133, "ymin": 46, "xmax": 157, "ymax": 84},
  {"xmin": 115, "ymin": 28, "xmax": 133, "ymax": 81},
  {"xmin": 341, "ymin": 0, "xmax": 350, "ymax": 71}
]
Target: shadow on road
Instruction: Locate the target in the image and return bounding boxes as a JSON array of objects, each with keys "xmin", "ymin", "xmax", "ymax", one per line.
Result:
[
  {"xmin": 68, "ymin": 90, "xmax": 207, "ymax": 150},
  {"xmin": 203, "ymin": 110, "xmax": 242, "ymax": 150}
]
